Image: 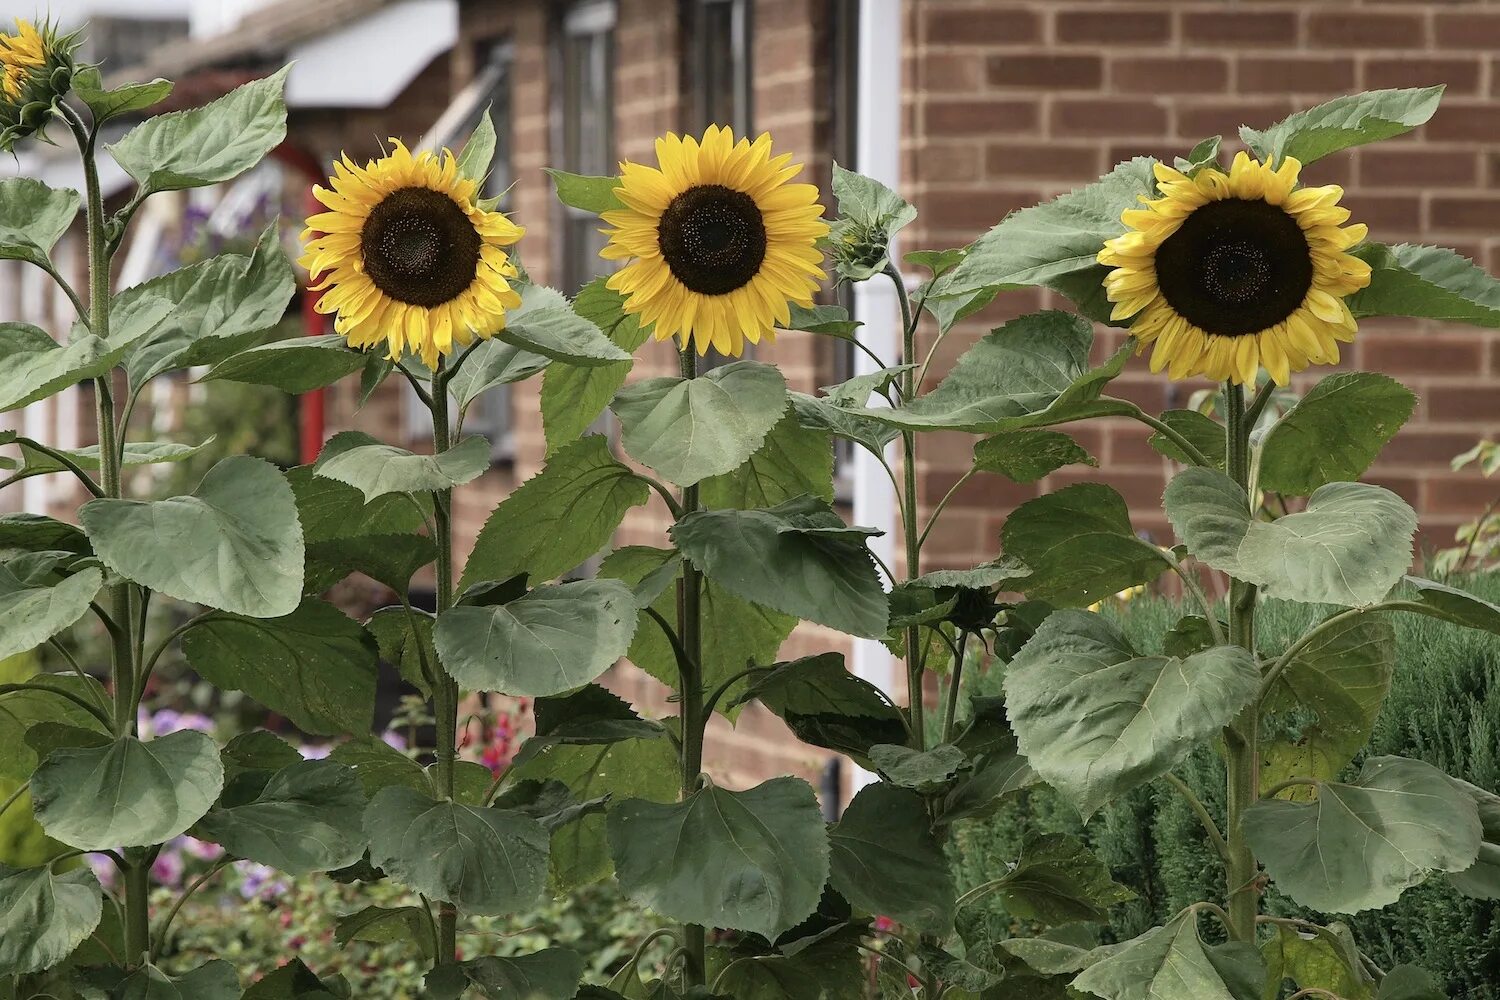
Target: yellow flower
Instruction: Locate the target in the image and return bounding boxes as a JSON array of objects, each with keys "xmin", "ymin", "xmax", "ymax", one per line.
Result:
[
  {"xmin": 0, "ymin": 19, "xmax": 44, "ymax": 102},
  {"xmin": 0, "ymin": 18, "xmax": 75, "ymax": 151},
  {"xmin": 299, "ymin": 139, "xmax": 524, "ymax": 369},
  {"xmin": 601, "ymin": 126, "xmax": 829, "ymax": 358},
  {"xmin": 1098, "ymin": 153, "xmax": 1372, "ymax": 386}
]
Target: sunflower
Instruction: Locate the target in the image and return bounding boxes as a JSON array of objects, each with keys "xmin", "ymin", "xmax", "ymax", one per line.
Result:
[
  {"xmin": 299, "ymin": 139, "xmax": 524, "ymax": 369},
  {"xmin": 0, "ymin": 18, "xmax": 76, "ymax": 151},
  {"xmin": 1098, "ymin": 152, "xmax": 1371, "ymax": 386},
  {"xmin": 600, "ymin": 126, "xmax": 829, "ymax": 358}
]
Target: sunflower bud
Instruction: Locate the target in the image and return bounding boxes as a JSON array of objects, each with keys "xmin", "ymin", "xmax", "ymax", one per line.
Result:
[
  {"xmin": 0, "ymin": 18, "xmax": 79, "ymax": 152},
  {"xmin": 829, "ymin": 217, "xmax": 892, "ymax": 281}
]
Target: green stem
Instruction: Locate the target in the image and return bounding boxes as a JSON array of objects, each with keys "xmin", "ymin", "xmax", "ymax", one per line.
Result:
[
  {"xmin": 9, "ymin": 436, "xmax": 103, "ymax": 497},
  {"xmin": 939, "ymin": 630, "xmax": 970, "ymax": 745},
  {"xmin": 918, "ymin": 469, "xmax": 974, "ymax": 551},
  {"xmin": 429, "ymin": 359, "xmax": 460, "ymax": 964},
  {"xmin": 1163, "ymin": 772, "xmax": 1229, "ymax": 865},
  {"xmin": 1126, "ymin": 404, "xmax": 1214, "ymax": 468},
  {"xmin": 150, "ymin": 858, "xmax": 227, "ymax": 959},
  {"xmin": 885, "ymin": 264, "xmax": 926, "ymax": 752},
  {"xmin": 1261, "ymin": 776, "xmax": 1321, "ymax": 799},
  {"xmin": 0, "ymin": 683, "xmax": 113, "ymax": 731},
  {"xmin": 0, "ymin": 781, "xmax": 28, "ymax": 820},
  {"xmin": 1222, "ymin": 381, "xmax": 1260, "ymax": 943},
  {"xmin": 676, "ymin": 346, "xmax": 707, "ymax": 986},
  {"xmin": 1259, "ymin": 601, "xmax": 1425, "ymax": 699},
  {"xmin": 123, "ymin": 864, "xmax": 150, "ymax": 967}
]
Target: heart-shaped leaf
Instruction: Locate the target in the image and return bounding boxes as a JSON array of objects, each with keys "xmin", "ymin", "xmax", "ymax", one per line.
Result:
[
  {"xmin": 0, "ymin": 564, "xmax": 102, "ymax": 661},
  {"xmin": 1350, "ymin": 242, "xmax": 1500, "ymax": 328},
  {"xmin": 0, "ymin": 177, "xmax": 79, "ymax": 269},
  {"xmin": 1244, "ymin": 756, "xmax": 1482, "ymax": 913},
  {"xmin": 0, "ymin": 324, "xmax": 135, "ymax": 413},
  {"xmin": 828, "ymin": 783, "xmax": 954, "ymax": 935},
  {"xmin": 182, "ymin": 599, "xmax": 378, "ymax": 736},
  {"xmin": 1165, "ymin": 468, "xmax": 1416, "ymax": 607},
  {"xmin": 1071, "ymin": 913, "xmax": 1266, "ymax": 1000},
  {"xmin": 1005, "ymin": 609, "xmax": 1259, "ymax": 817},
  {"xmin": 731, "ymin": 653, "xmax": 907, "ymax": 767},
  {"xmin": 431, "ymin": 950, "xmax": 586, "ymax": 1000},
  {"xmin": 670, "ymin": 496, "xmax": 888, "ymax": 639},
  {"xmin": 539, "ymin": 279, "xmax": 648, "ymax": 453},
  {"xmin": 335, "ymin": 904, "xmax": 435, "ymax": 962},
  {"xmin": 365, "ymin": 785, "xmax": 549, "ymax": 914},
  {"xmin": 198, "ymin": 334, "xmax": 368, "ymax": 393},
  {"xmin": 32, "ymin": 730, "xmax": 224, "ymax": 849},
  {"xmin": 498, "ymin": 305, "xmax": 633, "ymax": 365},
  {"xmin": 1399, "ymin": 576, "xmax": 1500, "ymax": 636},
  {"xmin": 314, "ymin": 436, "xmax": 490, "ymax": 501},
  {"xmin": 987, "ymin": 833, "xmax": 1135, "ymax": 925},
  {"xmin": 194, "ymin": 759, "xmax": 366, "ymax": 873},
  {"xmin": 608, "ymin": 777, "xmax": 828, "ymax": 940},
  {"xmin": 611, "ymin": 360, "xmax": 788, "ymax": 486},
  {"xmin": 81, "ymin": 456, "xmax": 304, "ymax": 617},
  {"xmin": 973, "ymin": 429, "xmax": 1097, "ymax": 483},
  {"xmin": 700, "ymin": 409, "xmax": 833, "ymax": 510},
  {"xmin": 0, "ymin": 864, "xmax": 102, "ymax": 975},
  {"xmin": 1258, "ymin": 372, "xmax": 1415, "ymax": 495},
  {"xmin": 434, "ymin": 579, "xmax": 638, "ymax": 696}
]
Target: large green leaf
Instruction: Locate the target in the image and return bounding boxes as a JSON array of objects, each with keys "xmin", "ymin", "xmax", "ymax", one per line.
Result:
[
  {"xmin": 1165, "ymin": 468, "xmax": 1415, "ymax": 607},
  {"xmin": 942, "ymin": 158, "xmax": 1156, "ymax": 308},
  {"xmin": 600, "ymin": 546, "xmax": 795, "ymax": 719},
  {"xmin": 1399, "ymin": 576, "xmax": 1500, "ymax": 636},
  {"xmin": 0, "ymin": 674, "xmax": 111, "ymax": 787},
  {"xmin": 990, "ymin": 833, "xmax": 1135, "ymax": 926},
  {"xmin": 1071, "ymin": 913, "xmax": 1265, "ymax": 1000},
  {"xmin": 238, "ymin": 958, "xmax": 346, "ymax": 999},
  {"xmin": 108, "ymin": 960, "xmax": 241, "ymax": 1000},
  {"xmin": 0, "ymin": 564, "xmax": 101, "ymax": 661},
  {"xmin": 539, "ymin": 279, "xmax": 648, "ymax": 453},
  {"xmin": 198, "ymin": 334, "xmax": 367, "ymax": 393},
  {"xmin": 1240, "ymin": 87, "xmax": 1443, "ymax": 167},
  {"xmin": 71, "ymin": 67, "xmax": 172, "ymax": 123},
  {"xmin": 1377, "ymin": 966, "xmax": 1446, "ymax": 1000},
  {"xmin": 1260, "ymin": 614, "xmax": 1395, "ymax": 797},
  {"xmin": 461, "ymin": 435, "xmax": 648, "ymax": 588},
  {"xmin": 4, "ymin": 438, "xmax": 214, "ymax": 486},
  {"xmin": 498, "ymin": 305, "xmax": 633, "ymax": 366},
  {"xmin": 304, "ymin": 531, "xmax": 436, "ymax": 595},
  {"xmin": 0, "ymin": 863, "xmax": 101, "ymax": 975},
  {"xmin": 288, "ymin": 432, "xmax": 431, "ymax": 544},
  {"xmin": 1001, "ymin": 484, "xmax": 1173, "ymax": 607},
  {"xmin": 365, "ymin": 785, "xmax": 549, "ymax": 915},
  {"xmin": 182, "ymin": 599, "xmax": 378, "ymax": 737},
  {"xmin": 543, "ymin": 168, "xmax": 622, "ymax": 213},
  {"xmin": 1349, "ymin": 243, "xmax": 1500, "ymax": 327},
  {"xmin": 31, "ymin": 730, "xmax": 224, "ymax": 849},
  {"xmin": 1258, "ymin": 373, "xmax": 1415, "ymax": 495},
  {"xmin": 788, "ymin": 391, "xmax": 900, "ymax": 457},
  {"xmin": 611, "ymin": 360, "xmax": 788, "ymax": 487},
  {"xmin": 108, "ymin": 67, "xmax": 290, "ymax": 195},
  {"xmin": 972, "ymin": 429, "xmax": 1096, "ymax": 483},
  {"xmin": 511, "ymin": 686, "xmax": 663, "ymax": 770},
  {"xmin": 1446, "ymin": 776, "xmax": 1500, "ymax": 900},
  {"xmin": 1148, "ymin": 409, "xmax": 1227, "ymax": 469},
  {"xmin": 1243, "ymin": 756, "xmax": 1482, "ymax": 913},
  {"xmin": 0, "ymin": 513, "xmax": 89, "ymax": 555},
  {"xmin": 1261, "ymin": 924, "xmax": 1375, "ymax": 1000},
  {"xmin": 505, "ymin": 737, "xmax": 679, "ymax": 891},
  {"xmin": 194, "ymin": 759, "xmax": 366, "ymax": 874},
  {"xmin": 117, "ymin": 226, "xmax": 295, "ymax": 388},
  {"xmin": 434, "ymin": 579, "xmax": 638, "ymax": 696},
  {"xmin": 364, "ymin": 606, "xmax": 436, "ymax": 698},
  {"xmin": 329, "ymin": 736, "xmax": 429, "ymax": 798},
  {"xmin": 700, "ymin": 408, "xmax": 833, "ymax": 509},
  {"xmin": 731, "ymin": 652, "xmax": 907, "ymax": 767},
  {"xmin": 314, "ymin": 436, "xmax": 489, "ymax": 501},
  {"xmin": 0, "ymin": 323, "xmax": 147, "ymax": 414},
  {"xmin": 335, "ymin": 904, "xmax": 434, "ymax": 963},
  {"xmin": 608, "ymin": 777, "xmax": 828, "ymax": 939},
  {"xmin": 430, "ymin": 951, "xmax": 587, "ymax": 1000},
  {"xmin": 852, "ymin": 311, "xmax": 1134, "ymax": 434},
  {"xmin": 0, "ymin": 177, "xmax": 79, "ymax": 269},
  {"xmin": 828, "ymin": 782, "xmax": 954, "ymax": 935},
  {"xmin": 705, "ymin": 939, "xmax": 865, "ymax": 1000},
  {"xmin": 1004, "ymin": 610, "xmax": 1259, "ymax": 817},
  {"xmin": 80, "ymin": 455, "xmax": 304, "ymax": 617}
]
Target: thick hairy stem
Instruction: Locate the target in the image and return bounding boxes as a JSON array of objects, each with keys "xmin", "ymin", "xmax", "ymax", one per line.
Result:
[
  {"xmin": 428, "ymin": 361, "xmax": 461, "ymax": 963},
  {"xmin": 885, "ymin": 265, "xmax": 926, "ymax": 752},
  {"xmin": 1222, "ymin": 382, "xmax": 1260, "ymax": 942},
  {"xmin": 676, "ymin": 346, "xmax": 708, "ymax": 985}
]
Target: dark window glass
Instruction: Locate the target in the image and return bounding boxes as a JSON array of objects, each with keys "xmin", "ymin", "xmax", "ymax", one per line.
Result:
[{"xmin": 558, "ymin": 2, "xmax": 616, "ymax": 295}]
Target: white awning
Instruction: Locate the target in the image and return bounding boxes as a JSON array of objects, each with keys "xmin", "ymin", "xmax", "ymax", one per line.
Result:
[{"xmin": 285, "ymin": 0, "xmax": 457, "ymax": 110}]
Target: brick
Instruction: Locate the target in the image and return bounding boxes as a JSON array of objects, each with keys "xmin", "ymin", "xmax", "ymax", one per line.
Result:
[
  {"xmin": 1180, "ymin": 10, "xmax": 1298, "ymax": 46},
  {"xmin": 1175, "ymin": 99, "xmax": 1293, "ymax": 141},
  {"xmin": 1307, "ymin": 11, "xmax": 1427, "ymax": 49},
  {"xmin": 1338, "ymin": 194, "xmax": 1422, "ymax": 232},
  {"xmin": 924, "ymin": 469, "xmax": 1038, "ymax": 509},
  {"xmin": 916, "ymin": 53, "xmax": 985, "ymax": 92},
  {"xmin": 1362, "ymin": 335, "xmax": 1486, "ymax": 375},
  {"xmin": 987, "ymin": 54, "xmax": 1103, "ymax": 90},
  {"xmin": 1363, "ymin": 56, "xmax": 1481, "ymax": 96},
  {"xmin": 1434, "ymin": 11, "xmax": 1500, "ymax": 49},
  {"xmin": 1055, "ymin": 8, "xmax": 1172, "ymax": 45},
  {"xmin": 912, "ymin": 142, "xmax": 984, "ymax": 183},
  {"xmin": 986, "ymin": 141, "xmax": 1103, "ymax": 181},
  {"xmin": 926, "ymin": 98, "xmax": 1039, "ymax": 135},
  {"xmin": 1051, "ymin": 99, "xmax": 1168, "ymax": 137},
  {"xmin": 1360, "ymin": 148, "xmax": 1479, "ymax": 189},
  {"xmin": 1238, "ymin": 57, "xmax": 1356, "ymax": 94},
  {"xmin": 1112, "ymin": 56, "xmax": 1229, "ymax": 95},
  {"xmin": 1377, "ymin": 430, "xmax": 1485, "ymax": 468},
  {"xmin": 1426, "ymin": 384, "xmax": 1500, "ymax": 423},
  {"xmin": 1430, "ymin": 195, "xmax": 1500, "ymax": 233},
  {"xmin": 922, "ymin": 188, "xmax": 1044, "ymax": 232},
  {"xmin": 1424, "ymin": 102, "xmax": 1500, "ymax": 142},
  {"xmin": 1424, "ymin": 475, "xmax": 1500, "ymax": 515},
  {"xmin": 927, "ymin": 6, "xmax": 1041, "ymax": 46}
]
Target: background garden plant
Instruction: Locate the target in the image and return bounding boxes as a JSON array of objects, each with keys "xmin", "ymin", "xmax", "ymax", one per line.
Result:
[{"xmin": 2, "ymin": 20, "xmax": 1500, "ymax": 1000}]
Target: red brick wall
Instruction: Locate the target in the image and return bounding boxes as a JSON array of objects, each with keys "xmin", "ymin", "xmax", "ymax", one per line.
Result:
[{"xmin": 904, "ymin": 0, "xmax": 1500, "ymax": 559}]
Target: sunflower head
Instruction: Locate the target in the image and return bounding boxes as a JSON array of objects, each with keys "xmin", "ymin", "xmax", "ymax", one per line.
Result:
[
  {"xmin": 299, "ymin": 138, "xmax": 525, "ymax": 369},
  {"xmin": 1098, "ymin": 152, "xmax": 1372, "ymax": 386},
  {"xmin": 600, "ymin": 125, "xmax": 829, "ymax": 358},
  {"xmin": 0, "ymin": 18, "xmax": 78, "ymax": 151}
]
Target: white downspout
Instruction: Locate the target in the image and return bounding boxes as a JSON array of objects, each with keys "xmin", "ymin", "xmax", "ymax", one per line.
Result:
[{"xmin": 848, "ymin": 0, "xmax": 903, "ymax": 790}]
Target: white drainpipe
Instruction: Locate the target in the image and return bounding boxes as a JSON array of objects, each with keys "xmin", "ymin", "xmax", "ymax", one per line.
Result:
[{"xmin": 848, "ymin": 0, "xmax": 903, "ymax": 790}]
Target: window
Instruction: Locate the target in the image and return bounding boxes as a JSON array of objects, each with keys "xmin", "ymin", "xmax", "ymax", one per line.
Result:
[
  {"xmin": 556, "ymin": 1, "xmax": 616, "ymax": 295},
  {"xmin": 684, "ymin": 0, "xmax": 754, "ymax": 369},
  {"xmin": 829, "ymin": 0, "xmax": 860, "ymax": 492}
]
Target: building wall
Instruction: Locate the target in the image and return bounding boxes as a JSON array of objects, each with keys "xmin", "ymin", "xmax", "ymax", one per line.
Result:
[{"xmin": 903, "ymin": 0, "xmax": 1500, "ymax": 562}]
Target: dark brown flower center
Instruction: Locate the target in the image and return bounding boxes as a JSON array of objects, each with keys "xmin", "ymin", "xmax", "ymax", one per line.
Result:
[
  {"xmin": 1153, "ymin": 197, "xmax": 1313, "ymax": 336},
  {"xmin": 361, "ymin": 186, "xmax": 481, "ymax": 307},
  {"xmin": 657, "ymin": 184, "xmax": 767, "ymax": 295}
]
